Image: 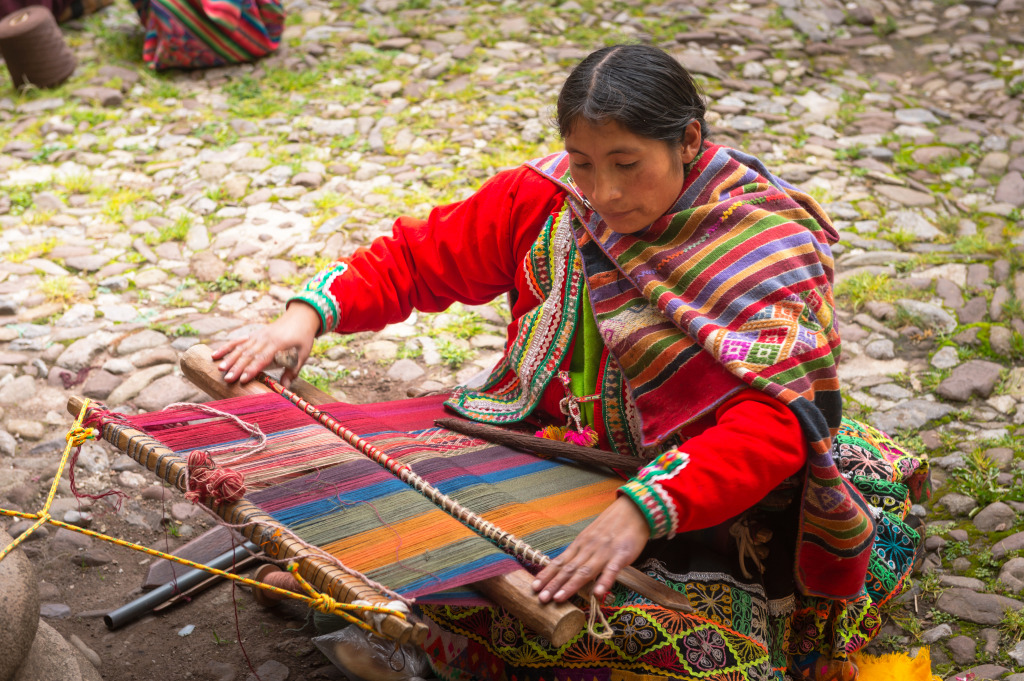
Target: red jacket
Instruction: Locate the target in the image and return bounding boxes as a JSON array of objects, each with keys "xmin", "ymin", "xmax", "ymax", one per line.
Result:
[{"xmin": 292, "ymin": 166, "xmax": 806, "ymax": 538}]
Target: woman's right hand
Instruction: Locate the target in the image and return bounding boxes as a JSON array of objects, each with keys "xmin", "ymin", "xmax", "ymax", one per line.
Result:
[{"xmin": 211, "ymin": 302, "xmax": 322, "ymax": 387}]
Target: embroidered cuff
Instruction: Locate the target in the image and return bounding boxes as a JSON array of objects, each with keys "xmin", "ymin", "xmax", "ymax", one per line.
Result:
[
  {"xmin": 288, "ymin": 261, "xmax": 348, "ymax": 335},
  {"xmin": 619, "ymin": 448, "xmax": 689, "ymax": 540}
]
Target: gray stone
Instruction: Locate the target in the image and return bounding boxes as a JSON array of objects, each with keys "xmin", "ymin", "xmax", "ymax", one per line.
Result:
[
  {"xmin": 245, "ymin": 659, "xmax": 289, "ymax": 681},
  {"xmin": 56, "ymin": 335, "xmax": 110, "ymax": 371},
  {"xmin": 995, "ymin": 172, "xmax": 1024, "ymax": 206},
  {"xmin": 985, "ymin": 448, "xmax": 1014, "ymax": 470},
  {"xmin": 935, "ymin": 278, "xmax": 964, "ymax": 309},
  {"xmin": 936, "ymin": 360, "xmax": 1006, "ymax": 401},
  {"xmin": 958, "ymin": 296, "xmax": 988, "ymax": 324},
  {"xmin": 105, "ymin": 364, "xmax": 174, "ymax": 406},
  {"xmin": 974, "ymin": 501, "xmax": 1015, "ymax": 532},
  {"xmin": 362, "ymin": 340, "xmax": 398, "ymax": 362},
  {"xmin": 6, "ymin": 419, "xmax": 44, "ymax": 440},
  {"xmin": 205, "ymin": 660, "xmax": 236, "ymax": 681},
  {"xmin": 864, "ymin": 338, "xmax": 895, "ymax": 360},
  {"xmin": 945, "ymin": 665, "xmax": 1011, "ymax": 681},
  {"xmin": 0, "ymin": 429, "xmax": 15, "ymax": 457},
  {"xmin": 990, "ymin": 325, "xmax": 1014, "ymax": 357},
  {"xmin": 134, "ymin": 374, "xmax": 201, "ymax": 412},
  {"xmin": 938, "ymin": 575, "xmax": 985, "ymax": 590},
  {"xmin": 895, "ymin": 299, "xmax": 957, "ymax": 334},
  {"xmin": 947, "ymin": 635, "xmax": 977, "ymax": 665},
  {"xmin": 869, "ymin": 383, "xmax": 912, "ymax": 400},
  {"xmin": 74, "ymin": 550, "xmax": 111, "ymax": 567},
  {"xmin": 292, "ymin": 172, "xmax": 323, "ymax": 188},
  {"xmin": 0, "ymin": 528, "xmax": 39, "ymax": 681},
  {"xmin": 869, "ymin": 400, "xmax": 956, "ymax": 433},
  {"xmin": 12, "ymin": 619, "xmax": 84, "ymax": 681},
  {"xmin": 1000, "ymin": 557, "xmax": 1024, "ymax": 593},
  {"xmin": 936, "ymin": 493, "xmax": 977, "ymax": 516},
  {"xmin": 895, "ymin": 108, "xmax": 940, "ymax": 125},
  {"xmin": 1010, "ymin": 640, "xmax": 1024, "ymax": 665},
  {"xmin": 875, "ymin": 185, "xmax": 935, "ymax": 206},
  {"xmin": 888, "ymin": 210, "xmax": 942, "ymax": 240},
  {"xmin": 81, "ymin": 370, "xmax": 122, "ymax": 400},
  {"xmin": 386, "ymin": 359, "xmax": 425, "ymax": 382},
  {"xmin": 930, "ymin": 346, "xmax": 960, "ymax": 370},
  {"xmin": 0, "ymin": 375, "xmax": 36, "ymax": 405},
  {"xmin": 936, "ymin": 588, "xmax": 1024, "ymax": 624},
  {"xmin": 991, "ymin": 286, "xmax": 1011, "ymax": 322},
  {"xmin": 39, "ymin": 603, "xmax": 71, "ymax": 618},
  {"xmin": 116, "ymin": 329, "xmax": 169, "ymax": 356},
  {"xmin": 131, "ymin": 347, "xmax": 178, "ymax": 368},
  {"xmin": 191, "ymin": 251, "xmax": 227, "ymax": 283},
  {"xmin": 920, "ymin": 622, "xmax": 952, "ymax": 644}
]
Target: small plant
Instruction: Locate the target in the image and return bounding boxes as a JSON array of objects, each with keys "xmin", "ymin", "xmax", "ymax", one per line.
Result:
[
  {"xmin": 174, "ymin": 323, "xmax": 199, "ymax": 337},
  {"xmin": 873, "ymin": 16, "xmax": 898, "ymax": 37},
  {"xmin": 40, "ymin": 276, "xmax": 79, "ymax": 304},
  {"xmin": 211, "ymin": 628, "xmax": 233, "ymax": 646},
  {"xmin": 834, "ymin": 272, "xmax": 900, "ymax": 312},
  {"xmin": 205, "ymin": 273, "xmax": 243, "ymax": 294},
  {"xmin": 148, "ymin": 214, "xmax": 192, "ymax": 244},
  {"xmin": 949, "ymin": 449, "xmax": 1013, "ymax": 507},
  {"xmin": 437, "ymin": 339, "xmax": 474, "ymax": 369},
  {"xmin": 1000, "ymin": 606, "xmax": 1024, "ymax": 640},
  {"xmin": 943, "ymin": 540, "xmax": 971, "ymax": 561},
  {"xmin": 7, "ymin": 237, "xmax": 59, "ymax": 263},
  {"xmin": 927, "ymin": 608, "xmax": 958, "ymax": 625},
  {"xmin": 397, "ymin": 342, "xmax": 423, "ymax": 360}
]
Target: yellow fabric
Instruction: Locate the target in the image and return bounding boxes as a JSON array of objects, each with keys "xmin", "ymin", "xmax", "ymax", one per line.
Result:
[{"xmin": 852, "ymin": 647, "xmax": 941, "ymax": 681}]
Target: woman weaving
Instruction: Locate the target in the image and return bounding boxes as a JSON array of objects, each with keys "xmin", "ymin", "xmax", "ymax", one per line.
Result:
[{"xmin": 215, "ymin": 45, "xmax": 925, "ymax": 681}]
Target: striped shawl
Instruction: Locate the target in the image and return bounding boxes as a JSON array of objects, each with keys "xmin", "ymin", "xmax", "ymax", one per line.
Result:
[{"xmin": 525, "ymin": 144, "xmax": 875, "ymax": 600}]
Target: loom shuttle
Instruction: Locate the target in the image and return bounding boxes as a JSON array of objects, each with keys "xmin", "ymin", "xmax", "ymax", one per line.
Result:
[{"xmin": 104, "ymin": 541, "xmax": 260, "ymax": 630}]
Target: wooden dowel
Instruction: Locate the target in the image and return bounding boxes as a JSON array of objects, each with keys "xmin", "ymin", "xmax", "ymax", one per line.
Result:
[
  {"xmin": 434, "ymin": 417, "xmax": 650, "ymax": 472},
  {"xmin": 179, "ymin": 344, "xmax": 586, "ymax": 646},
  {"xmin": 67, "ymin": 400, "xmax": 426, "ymax": 645}
]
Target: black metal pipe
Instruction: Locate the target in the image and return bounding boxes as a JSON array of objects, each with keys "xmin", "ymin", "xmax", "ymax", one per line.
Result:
[{"xmin": 104, "ymin": 541, "xmax": 261, "ymax": 630}]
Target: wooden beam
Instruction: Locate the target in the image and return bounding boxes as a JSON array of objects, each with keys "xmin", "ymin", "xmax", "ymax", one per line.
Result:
[{"xmin": 178, "ymin": 344, "xmax": 586, "ymax": 647}]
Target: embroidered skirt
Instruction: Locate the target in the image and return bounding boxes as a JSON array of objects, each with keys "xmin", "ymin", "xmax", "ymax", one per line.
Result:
[{"xmin": 420, "ymin": 417, "xmax": 928, "ymax": 681}]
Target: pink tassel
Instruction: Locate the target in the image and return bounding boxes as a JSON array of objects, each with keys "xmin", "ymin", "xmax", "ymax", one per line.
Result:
[{"xmin": 564, "ymin": 426, "xmax": 599, "ymax": 448}]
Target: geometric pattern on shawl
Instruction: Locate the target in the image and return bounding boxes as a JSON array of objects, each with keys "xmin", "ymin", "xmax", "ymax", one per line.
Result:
[
  {"xmin": 526, "ymin": 144, "xmax": 874, "ymax": 601},
  {"xmin": 130, "ymin": 0, "xmax": 282, "ymax": 70}
]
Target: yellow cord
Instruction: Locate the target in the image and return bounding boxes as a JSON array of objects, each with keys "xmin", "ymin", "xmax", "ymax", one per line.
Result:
[{"xmin": 0, "ymin": 401, "xmax": 407, "ymax": 634}]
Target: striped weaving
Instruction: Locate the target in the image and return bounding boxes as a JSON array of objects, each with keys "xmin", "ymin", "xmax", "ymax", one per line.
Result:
[
  {"xmin": 128, "ymin": 393, "xmax": 622, "ymax": 602},
  {"xmin": 526, "ymin": 144, "xmax": 875, "ymax": 601},
  {"xmin": 129, "ymin": 0, "xmax": 282, "ymax": 70}
]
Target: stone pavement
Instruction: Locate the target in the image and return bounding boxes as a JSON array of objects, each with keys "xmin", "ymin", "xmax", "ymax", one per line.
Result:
[{"xmin": 0, "ymin": 0, "xmax": 1022, "ymax": 677}]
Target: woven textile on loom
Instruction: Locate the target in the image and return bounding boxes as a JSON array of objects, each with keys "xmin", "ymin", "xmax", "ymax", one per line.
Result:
[{"xmin": 127, "ymin": 392, "xmax": 623, "ymax": 602}]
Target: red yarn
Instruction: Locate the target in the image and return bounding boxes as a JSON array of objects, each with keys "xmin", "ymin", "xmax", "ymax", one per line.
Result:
[{"xmin": 185, "ymin": 450, "xmax": 246, "ymax": 506}]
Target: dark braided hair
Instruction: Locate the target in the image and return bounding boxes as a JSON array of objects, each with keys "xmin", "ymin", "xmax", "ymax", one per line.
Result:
[{"xmin": 557, "ymin": 45, "xmax": 708, "ymax": 149}]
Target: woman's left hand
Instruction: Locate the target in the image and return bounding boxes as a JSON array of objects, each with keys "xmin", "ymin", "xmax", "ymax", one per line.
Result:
[{"xmin": 532, "ymin": 496, "xmax": 650, "ymax": 604}]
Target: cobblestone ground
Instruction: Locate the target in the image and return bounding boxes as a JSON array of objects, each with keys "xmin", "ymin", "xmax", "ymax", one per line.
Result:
[{"xmin": 0, "ymin": 0, "xmax": 1022, "ymax": 678}]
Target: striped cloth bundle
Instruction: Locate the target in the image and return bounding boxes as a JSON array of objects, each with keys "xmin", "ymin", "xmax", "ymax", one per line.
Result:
[
  {"xmin": 129, "ymin": 0, "xmax": 282, "ymax": 70},
  {"xmin": 128, "ymin": 393, "xmax": 622, "ymax": 601}
]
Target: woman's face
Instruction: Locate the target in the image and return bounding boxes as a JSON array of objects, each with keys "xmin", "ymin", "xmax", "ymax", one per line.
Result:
[{"xmin": 565, "ymin": 119, "xmax": 701, "ymax": 234}]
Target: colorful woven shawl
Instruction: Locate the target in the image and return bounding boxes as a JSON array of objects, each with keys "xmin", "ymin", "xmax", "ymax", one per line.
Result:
[
  {"xmin": 524, "ymin": 144, "xmax": 875, "ymax": 600},
  {"xmin": 130, "ymin": 0, "xmax": 282, "ymax": 70}
]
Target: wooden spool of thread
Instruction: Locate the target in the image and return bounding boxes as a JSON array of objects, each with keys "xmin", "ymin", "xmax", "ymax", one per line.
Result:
[{"xmin": 0, "ymin": 6, "xmax": 76, "ymax": 89}]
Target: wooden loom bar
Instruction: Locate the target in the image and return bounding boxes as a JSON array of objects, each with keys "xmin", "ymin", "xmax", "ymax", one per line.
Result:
[
  {"xmin": 179, "ymin": 344, "xmax": 586, "ymax": 647},
  {"xmin": 66, "ymin": 403, "xmax": 427, "ymax": 645}
]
